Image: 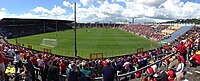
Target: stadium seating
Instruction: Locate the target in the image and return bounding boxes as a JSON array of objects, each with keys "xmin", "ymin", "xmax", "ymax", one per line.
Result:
[
  {"xmin": 0, "ymin": 24, "xmax": 199, "ymax": 81},
  {"xmin": 122, "ymin": 25, "xmax": 169, "ymax": 41}
]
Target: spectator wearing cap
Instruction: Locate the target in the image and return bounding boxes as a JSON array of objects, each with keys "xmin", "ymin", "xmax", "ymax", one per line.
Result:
[{"xmin": 101, "ymin": 59, "xmax": 116, "ymax": 81}]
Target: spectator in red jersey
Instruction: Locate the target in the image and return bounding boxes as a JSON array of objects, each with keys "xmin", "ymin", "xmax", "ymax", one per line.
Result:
[
  {"xmin": 189, "ymin": 51, "xmax": 200, "ymax": 67},
  {"xmin": 30, "ymin": 55, "xmax": 37, "ymax": 67},
  {"xmin": 176, "ymin": 54, "xmax": 186, "ymax": 65},
  {"xmin": 3, "ymin": 57, "xmax": 9, "ymax": 69},
  {"xmin": 59, "ymin": 59, "xmax": 67, "ymax": 74},
  {"xmin": 167, "ymin": 67, "xmax": 175, "ymax": 81},
  {"xmin": 147, "ymin": 67, "xmax": 155, "ymax": 81},
  {"xmin": 178, "ymin": 42, "xmax": 187, "ymax": 62},
  {"xmin": 0, "ymin": 53, "xmax": 5, "ymax": 81}
]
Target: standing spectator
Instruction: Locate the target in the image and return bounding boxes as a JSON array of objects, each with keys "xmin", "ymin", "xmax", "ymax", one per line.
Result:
[
  {"xmin": 96, "ymin": 61, "xmax": 103, "ymax": 77},
  {"xmin": 67, "ymin": 63, "xmax": 79, "ymax": 81},
  {"xmin": 59, "ymin": 59, "xmax": 66, "ymax": 74},
  {"xmin": 37, "ymin": 55, "xmax": 44, "ymax": 81},
  {"xmin": 0, "ymin": 53, "xmax": 5, "ymax": 81},
  {"xmin": 30, "ymin": 55, "xmax": 37, "ymax": 67},
  {"xmin": 101, "ymin": 59, "xmax": 116, "ymax": 81},
  {"xmin": 80, "ymin": 64, "xmax": 92, "ymax": 80},
  {"xmin": 24, "ymin": 56, "xmax": 35, "ymax": 81},
  {"xmin": 43, "ymin": 59, "xmax": 49, "ymax": 81},
  {"xmin": 47, "ymin": 60, "xmax": 59, "ymax": 81},
  {"xmin": 178, "ymin": 42, "xmax": 187, "ymax": 61},
  {"xmin": 14, "ymin": 51, "xmax": 21, "ymax": 73}
]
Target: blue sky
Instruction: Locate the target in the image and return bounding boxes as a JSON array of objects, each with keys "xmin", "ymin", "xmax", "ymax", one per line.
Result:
[{"xmin": 0, "ymin": 0, "xmax": 200, "ymax": 23}]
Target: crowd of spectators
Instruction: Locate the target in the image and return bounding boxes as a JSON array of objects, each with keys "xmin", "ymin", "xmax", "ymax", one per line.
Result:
[
  {"xmin": 76, "ymin": 23, "xmax": 124, "ymax": 28},
  {"xmin": 122, "ymin": 25, "xmax": 169, "ymax": 41},
  {"xmin": 0, "ymin": 25, "xmax": 199, "ymax": 81}
]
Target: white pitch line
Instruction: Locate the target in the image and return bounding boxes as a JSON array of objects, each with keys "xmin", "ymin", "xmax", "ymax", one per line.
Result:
[
  {"xmin": 194, "ymin": 71, "xmax": 200, "ymax": 74},
  {"xmin": 187, "ymin": 71, "xmax": 193, "ymax": 75}
]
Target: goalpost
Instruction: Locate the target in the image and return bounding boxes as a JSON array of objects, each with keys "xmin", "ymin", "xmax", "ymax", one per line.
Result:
[{"xmin": 41, "ymin": 38, "xmax": 57, "ymax": 47}]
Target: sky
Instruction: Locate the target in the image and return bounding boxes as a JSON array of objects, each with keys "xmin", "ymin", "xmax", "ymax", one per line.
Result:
[{"xmin": 0, "ymin": 0, "xmax": 200, "ymax": 23}]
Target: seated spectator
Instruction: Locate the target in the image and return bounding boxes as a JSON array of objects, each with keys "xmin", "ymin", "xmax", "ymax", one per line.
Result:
[
  {"xmin": 155, "ymin": 65, "xmax": 168, "ymax": 81},
  {"xmin": 189, "ymin": 51, "xmax": 200, "ymax": 67}
]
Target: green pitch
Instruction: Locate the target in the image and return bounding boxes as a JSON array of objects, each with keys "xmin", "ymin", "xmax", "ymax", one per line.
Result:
[{"xmin": 8, "ymin": 28, "xmax": 160, "ymax": 58}]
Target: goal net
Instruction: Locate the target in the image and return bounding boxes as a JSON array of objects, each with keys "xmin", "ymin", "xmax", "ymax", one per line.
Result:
[{"xmin": 41, "ymin": 38, "xmax": 57, "ymax": 47}]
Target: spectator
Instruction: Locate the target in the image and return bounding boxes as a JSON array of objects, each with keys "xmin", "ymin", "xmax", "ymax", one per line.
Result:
[
  {"xmin": 189, "ymin": 51, "xmax": 200, "ymax": 67},
  {"xmin": 178, "ymin": 42, "xmax": 187, "ymax": 61},
  {"xmin": 101, "ymin": 59, "xmax": 116, "ymax": 81},
  {"xmin": 47, "ymin": 60, "xmax": 59, "ymax": 81},
  {"xmin": 167, "ymin": 67, "xmax": 175, "ymax": 81},
  {"xmin": 37, "ymin": 55, "xmax": 44, "ymax": 81},
  {"xmin": 42, "ymin": 59, "xmax": 49, "ymax": 81},
  {"xmin": 59, "ymin": 59, "xmax": 67, "ymax": 74},
  {"xmin": 67, "ymin": 63, "xmax": 79, "ymax": 81},
  {"xmin": 13, "ymin": 51, "xmax": 21, "ymax": 73},
  {"xmin": 176, "ymin": 58, "xmax": 185, "ymax": 81},
  {"xmin": 80, "ymin": 64, "xmax": 92, "ymax": 80},
  {"xmin": 0, "ymin": 53, "xmax": 5, "ymax": 81},
  {"xmin": 24, "ymin": 56, "xmax": 35, "ymax": 81},
  {"xmin": 155, "ymin": 66, "xmax": 168, "ymax": 81}
]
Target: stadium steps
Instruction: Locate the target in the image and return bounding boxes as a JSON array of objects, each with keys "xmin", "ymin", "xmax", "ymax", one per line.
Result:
[{"xmin": 162, "ymin": 25, "xmax": 194, "ymax": 42}]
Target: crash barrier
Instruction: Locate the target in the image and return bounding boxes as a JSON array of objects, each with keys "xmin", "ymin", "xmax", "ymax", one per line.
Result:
[{"xmin": 94, "ymin": 53, "xmax": 175, "ymax": 81}]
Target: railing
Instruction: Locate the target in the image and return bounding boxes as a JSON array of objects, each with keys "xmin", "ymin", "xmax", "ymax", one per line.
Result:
[{"xmin": 93, "ymin": 53, "xmax": 175, "ymax": 81}]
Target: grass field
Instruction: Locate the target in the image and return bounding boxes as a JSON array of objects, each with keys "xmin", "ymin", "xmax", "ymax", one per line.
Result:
[{"xmin": 8, "ymin": 28, "xmax": 160, "ymax": 58}]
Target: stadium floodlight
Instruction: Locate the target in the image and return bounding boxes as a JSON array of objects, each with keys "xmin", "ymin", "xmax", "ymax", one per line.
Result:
[{"xmin": 74, "ymin": 2, "xmax": 77, "ymax": 57}]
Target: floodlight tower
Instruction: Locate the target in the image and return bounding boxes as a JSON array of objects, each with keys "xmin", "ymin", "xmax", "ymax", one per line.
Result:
[
  {"xmin": 128, "ymin": 17, "xmax": 140, "ymax": 24},
  {"xmin": 74, "ymin": 2, "xmax": 77, "ymax": 57}
]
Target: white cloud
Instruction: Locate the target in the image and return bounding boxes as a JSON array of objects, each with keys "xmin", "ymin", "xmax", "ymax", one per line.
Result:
[
  {"xmin": 80, "ymin": 0, "xmax": 94, "ymax": 6},
  {"xmin": 1, "ymin": 0, "xmax": 200, "ymax": 23},
  {"xmin": 63, "ymin": 1, "xmax": 72, "ymax": 7},
  {"xmin": 32, "ymin": 5, "xmax": 66, "ymax": 16},
  {"xmin": 0, "ymin": 8, "xmax": 8, "ymax": 19},
  {"xmin": 32, "ymin": 6, "xmax": 50, "ymax": 13},
  {"xmin": 97, "ymin": 0, "xmax": 106, "ymax": 4}
]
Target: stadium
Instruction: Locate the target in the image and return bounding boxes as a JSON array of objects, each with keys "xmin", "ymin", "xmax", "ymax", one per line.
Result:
[{"xmin": 0, "ymin": 0, "xmax": 200, "ymax": 81}]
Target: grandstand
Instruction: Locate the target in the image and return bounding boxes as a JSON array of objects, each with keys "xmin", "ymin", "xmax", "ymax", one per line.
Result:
[
  {"xmin": 0, "ymin": 18, "xmax": 200, "ymax": 81},
  {"xmin": 0, "ymin": 18, "xmax": 73, "ymax": 38}
]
